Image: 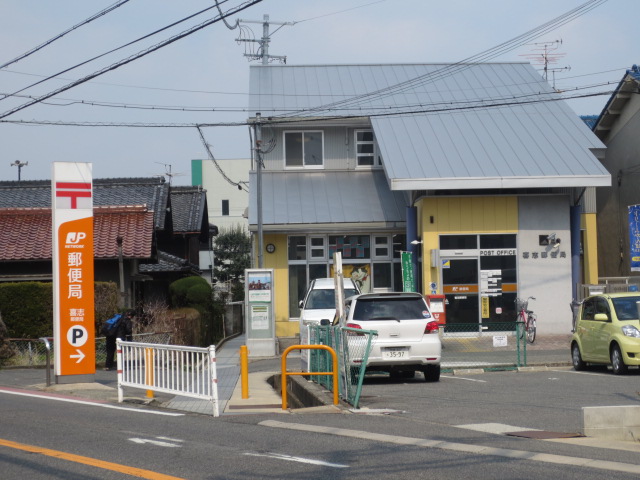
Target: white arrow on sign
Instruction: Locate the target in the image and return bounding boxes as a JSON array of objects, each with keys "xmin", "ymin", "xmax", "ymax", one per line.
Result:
[
  {"xmin": 70, "ymin": 349, "xmax": 85, "ymax": 363},
  {"xmin": 129, "ymin": 438, "xmax": 182, "ymax": 448}
]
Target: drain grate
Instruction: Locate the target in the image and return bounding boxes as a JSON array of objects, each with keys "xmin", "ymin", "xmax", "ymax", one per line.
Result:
[{"xmin": 505, "ymin": 430, "xmax": 585, "ymax": 439}]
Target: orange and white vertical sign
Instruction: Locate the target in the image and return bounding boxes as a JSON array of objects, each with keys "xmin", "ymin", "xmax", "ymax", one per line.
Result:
[{"xmin": 52, "ymin": 162, "xmax": 95, "ymax": 379}]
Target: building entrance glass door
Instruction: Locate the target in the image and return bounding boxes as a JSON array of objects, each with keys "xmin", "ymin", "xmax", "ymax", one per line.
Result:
[{"xmin": 441, "ymin": 258, "xmax": 479, "ymax": 327}]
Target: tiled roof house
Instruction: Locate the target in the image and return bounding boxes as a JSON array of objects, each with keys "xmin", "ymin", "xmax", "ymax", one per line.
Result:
[{"xmin": 0, "ymin": 177, "xmax": 210, "ymax": 306}]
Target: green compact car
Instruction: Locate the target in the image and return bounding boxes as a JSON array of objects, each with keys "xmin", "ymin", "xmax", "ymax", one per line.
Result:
[{"xmin": 571, "ymin": 293, "xmax": 640, "ymax": 374}]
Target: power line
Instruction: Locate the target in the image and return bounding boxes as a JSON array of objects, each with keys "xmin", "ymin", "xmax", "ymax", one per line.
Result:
[
  {"xmin": 0, "ymin": 77, "xmax": 623, "ymax": 114},
  {"xmin": 0, "ymin": 0, "xmax": 131, "ymax": 70},
  {"xmin": 0, "ymin": 0, "xmax": 237, "ymax": 103},
  {"xmin": 292, "ymin": 0, "xmax": 388, "ymax": 24},
  {"xmin": 0, "ymin": 88, "xmax": 618, "ymax": 128},
  {"xmin": 0, "ymin": 0, "xmax": 263, "ymax": 120},
  {"xmin": 1, "ymin": 63, "xmax": 628, "ymax": 99},
  {"xmin": 275, "ymin": 0, "xmax": 608, "ymax": 118},
  {"xmin": 197, "ymin": 126, "xmax": 248, "ymax": 192}
]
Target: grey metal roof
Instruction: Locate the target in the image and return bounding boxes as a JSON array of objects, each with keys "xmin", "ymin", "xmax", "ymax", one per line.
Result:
[
  {"xmin": 249, "ymin": 63, "xmax": 609, "ymax": 190},
  {"xmin": 248, "ymin": 170, "xmax": 406, "ymax": 229}
]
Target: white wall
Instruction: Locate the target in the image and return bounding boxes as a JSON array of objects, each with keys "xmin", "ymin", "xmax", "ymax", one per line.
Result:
[
  {"xmin": 518, "ymin": 195, "xmax": 573, "ymax": 335},
  {"xmin": 199, "ymin": 158, "xmax": 250, "ymax": 231}
]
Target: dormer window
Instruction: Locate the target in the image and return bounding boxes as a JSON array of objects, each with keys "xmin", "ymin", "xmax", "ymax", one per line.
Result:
[
  {"xmin": 284, "ymin": 131, "xmax": 324, "ymax": 168},
  {"xmin": 355, "ymin": 130, "xmax": 381, "ymax": 167}
]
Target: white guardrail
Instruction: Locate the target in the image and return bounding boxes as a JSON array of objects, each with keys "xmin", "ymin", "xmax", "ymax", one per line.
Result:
[{"xmin": 116, "ymin": 339, "xmax": 219, "ymax": 417}]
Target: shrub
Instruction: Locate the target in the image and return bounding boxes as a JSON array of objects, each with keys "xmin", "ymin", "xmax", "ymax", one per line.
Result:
[
  {"xmin": 0, "ymin": 281, "xmax": 119, "ymax": 339},
  {"xmin": 169, "ymin": 276, "xmax": 210, "ymax": 308}
]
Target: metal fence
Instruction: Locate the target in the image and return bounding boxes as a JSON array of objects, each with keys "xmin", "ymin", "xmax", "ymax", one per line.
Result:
[
  {"xmin": 308, "ymin": 324, "xmax": 377, "ymax": 409},
  {"xmin": 440, "ymin": 322, "xmax": 527, "ymax": 371},
  {"xmin": 578, "ymin": 276, "xmax": 640, "ymax": 301},
  {"xmin": 224, "ymin": 301, "xmax": 244, "ymax": 338},
  {"xmin": 117, "ymin": 340, "xmax": 219, "ymax": 417},
  {"xmin": 2, "ymin": 333, "xmax": 172, "ymax": 368},
  {"xmin": 308, "ymin": 322, "xmax": 534, "ymax": 401}
]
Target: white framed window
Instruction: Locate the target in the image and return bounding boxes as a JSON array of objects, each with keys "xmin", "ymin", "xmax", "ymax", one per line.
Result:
[
  {"xmin": 373, "ymin": 235, "xmax": 390, "ymax": 259},
  {"xmin": 284, "ymin": 131, "xmax": 324, "ymax": 168},
  {"xmin": 309, "ymin": 236, "xmax": 326, "ymax": 260},
  {"xmin": 355, "ymin": 130, "xmax": 381, "ymax": 167}
]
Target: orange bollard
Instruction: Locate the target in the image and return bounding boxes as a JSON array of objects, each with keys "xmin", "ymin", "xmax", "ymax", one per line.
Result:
[
  {"xmin": 145, "ymin": 347, "xmax": 154, "ymax": 398},
  {"xmin": 240, "ymin": 345, "xmax": 249, "ymax": 399}
]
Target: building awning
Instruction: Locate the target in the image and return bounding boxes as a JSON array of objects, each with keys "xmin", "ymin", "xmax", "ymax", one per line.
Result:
[{"xmin": 248, "ymin": 170, "xmax": 407, "ymax": 231}]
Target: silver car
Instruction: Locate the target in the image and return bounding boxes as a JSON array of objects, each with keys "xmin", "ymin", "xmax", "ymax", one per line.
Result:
[{"xmin": 345, "ymin": 292, "xmax": 442, "ymax": 382}]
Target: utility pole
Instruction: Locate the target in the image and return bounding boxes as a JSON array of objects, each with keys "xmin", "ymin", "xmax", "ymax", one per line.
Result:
[
  {"xmin": 237, "ymin": 14, "xmax": 293, "ymax": 64},
  {"xmin": 255, "ymin": 113, "xmax": 264, "ymax": 268},
  {"xmin": 11, "ymin": 160, "xmax": 28, "ymax": 181}
]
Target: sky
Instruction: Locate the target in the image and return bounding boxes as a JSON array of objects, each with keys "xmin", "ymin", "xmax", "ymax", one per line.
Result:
[{"xmin": 0, "ymin": 0, "xmax": 637, "ymax": 185}]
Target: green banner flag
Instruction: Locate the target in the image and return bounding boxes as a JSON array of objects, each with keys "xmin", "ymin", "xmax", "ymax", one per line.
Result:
[{"xmin": 401, "ymin": 251, "xmax": 415, "ymax": 292}]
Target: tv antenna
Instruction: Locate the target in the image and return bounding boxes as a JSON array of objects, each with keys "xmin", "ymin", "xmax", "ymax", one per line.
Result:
[
  {"xmin": 521, "ymin": 39, "xmax": 570, "ymax": 90},
  {"xmin": 10, "ymin": 160, "xmax": 28, "ymax": 181},
  {"xmin": 236, "ymin": 14, "xmax": 294, "ymax": 64},
  {"xmin": 154, "ymin": 162, "xmax": 183, "ymax": 185}
]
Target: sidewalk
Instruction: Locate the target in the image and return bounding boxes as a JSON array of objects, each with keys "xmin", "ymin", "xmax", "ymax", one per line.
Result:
[
  {"xmin": 164, "ymin": 334, "xmax": 285, "ymax": 415},
  {"xmin": 0, "ymin": 334, "xmax": 288, "ymax": 416}
]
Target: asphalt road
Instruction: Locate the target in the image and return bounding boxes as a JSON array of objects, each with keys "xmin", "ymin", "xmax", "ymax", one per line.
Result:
[{"xmin": 1, "ymin": 366, "xmax": 639, "ymax": 479}]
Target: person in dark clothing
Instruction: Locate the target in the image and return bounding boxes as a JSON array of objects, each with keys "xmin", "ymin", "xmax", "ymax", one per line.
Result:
[{"xmin": 104, "ymin": 310, "xmax": 134, "ymax": 371}]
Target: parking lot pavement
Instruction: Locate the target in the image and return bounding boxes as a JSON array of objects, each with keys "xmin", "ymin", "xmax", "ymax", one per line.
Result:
[{"xmin": 0, "ymin": 333, "xmax": 573, "ymax": 415}]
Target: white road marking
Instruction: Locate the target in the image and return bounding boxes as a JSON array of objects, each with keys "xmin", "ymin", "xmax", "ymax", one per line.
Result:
[
  {"xmin": 260, "ymin": 420, "xmax": 640, "ymax": 475},
  {"xmin": 441, "ymin": 376, "xmax": 487, "ymax": 383},
  {"xmin": 244, "ymin": 452, "xmax": 348, "ymax": 468},
  {"xmin": 156, "ymin": 436, "xmax": 185, "ymax": 443},
  {"xmin": 456, "ymin": 423, "xmax": 540, "ymax": 434},
  {"xmin": 549, "ymin": 369, "xmax": 611, "ymax": 377},
  {"xmin": 0, "ymin": 388, "xmax": 183, "ymax": 416},
  {"xmin": 129, "ymin": 437, "xmax": 182, "ymax": 448}
]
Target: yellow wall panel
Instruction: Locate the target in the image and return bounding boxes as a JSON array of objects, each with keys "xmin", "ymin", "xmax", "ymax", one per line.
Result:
[
  {"xmin": 418, "ymin": 196, "xmax": 518, "ymax": 290},
  {"xmin": 581, "ymin": 213, "xmax": 599, "ymax": 284},
  {"xmin": 262, "ymin": 234, "xmax": 292, "ymax": 336}
]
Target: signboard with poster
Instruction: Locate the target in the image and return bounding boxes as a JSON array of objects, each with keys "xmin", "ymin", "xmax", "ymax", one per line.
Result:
[
  {"xmin": 52, "ymin": 162, "xmax": 96, "ymax": 383},
  {"xmin": 244, "ymin": 269, "xmax": 276, "ymax": 357}
]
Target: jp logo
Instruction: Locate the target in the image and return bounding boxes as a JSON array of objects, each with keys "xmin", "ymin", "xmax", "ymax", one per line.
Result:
[{"xmin": 65, "ymin": 232, "xmax": 87, "ymax": 244}]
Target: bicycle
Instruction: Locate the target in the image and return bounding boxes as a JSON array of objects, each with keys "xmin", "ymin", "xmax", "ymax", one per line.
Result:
[{"xmin": 515, "ymin": 296, "xmax": 537, "ymax": 344}]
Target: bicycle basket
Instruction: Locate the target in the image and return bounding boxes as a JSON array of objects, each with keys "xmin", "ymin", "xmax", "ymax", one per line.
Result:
[{"xmin": 515, "ymin": 298, "xmax": 528, "ymax": 312}]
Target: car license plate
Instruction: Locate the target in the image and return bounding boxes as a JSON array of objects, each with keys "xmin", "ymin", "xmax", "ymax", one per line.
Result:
[{"xmin": 382, "ymin": 348, "xmax": 408, "ymax": 359}]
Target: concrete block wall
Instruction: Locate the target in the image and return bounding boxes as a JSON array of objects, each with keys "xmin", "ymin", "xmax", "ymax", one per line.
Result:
[{"xmin": 583, "ymin": 406, "xmax": 640, "ymax": 442}]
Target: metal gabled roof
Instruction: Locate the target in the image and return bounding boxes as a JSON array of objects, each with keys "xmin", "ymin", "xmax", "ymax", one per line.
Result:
[
  {"xmin": 592, "ymin": 64, "xmax": 640, "ymax": 142},
  {"xmin": 249, "ymin": 63, "xmax": 609, "ymax": 190},
  {"xmin": 248, "ymin": 170, "xmax": 406, "ymax": 229}
]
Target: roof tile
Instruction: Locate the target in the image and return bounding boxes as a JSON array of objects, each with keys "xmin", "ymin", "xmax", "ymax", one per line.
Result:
[{"xmin": 0, "ymin": 207, "xmax": 154, "ymax": 261}]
